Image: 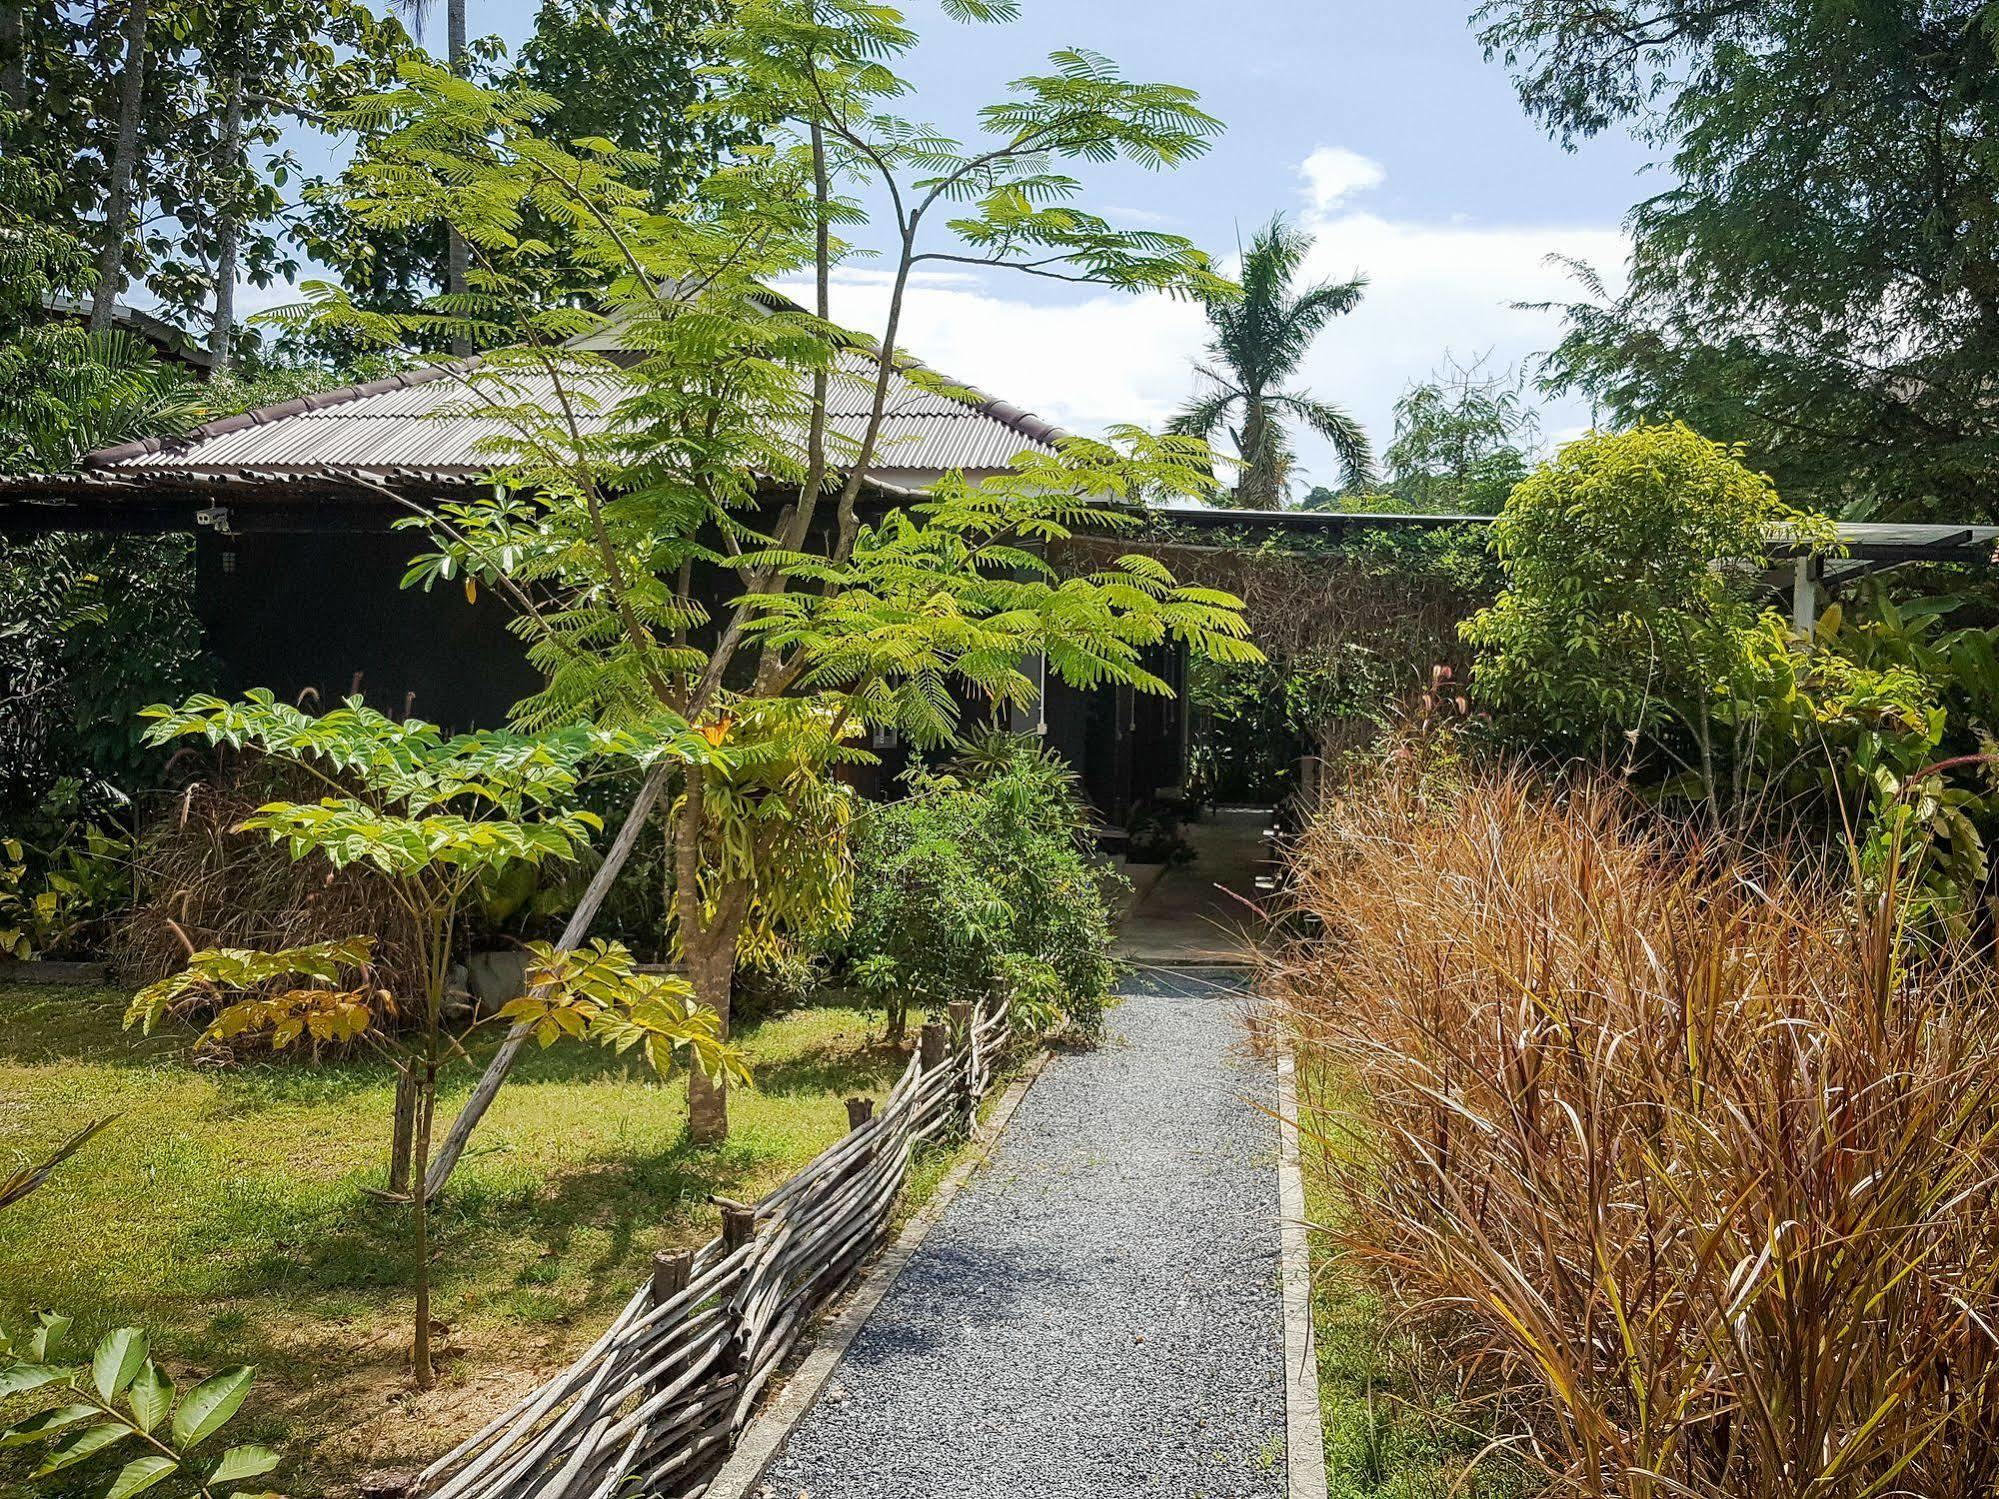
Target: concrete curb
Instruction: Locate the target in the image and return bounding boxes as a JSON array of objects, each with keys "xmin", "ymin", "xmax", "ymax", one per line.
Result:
[
  {"xmin": 704, "ymin": 1048, "xmax": 1054, "ymax": 1499},
  {"xmin": 1276, "ymin": 1051, "xmax": 1329, "ymax": 1499}
]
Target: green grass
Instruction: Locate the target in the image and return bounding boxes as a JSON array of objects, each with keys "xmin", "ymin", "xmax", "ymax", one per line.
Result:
[
  {"xmin": 1297, "ymin": 1067, "xmax": 1527, "ymax": 1499},
  {"xmin": 0, "ymin": 983, "xmax": 963, "ymax": 1496}
]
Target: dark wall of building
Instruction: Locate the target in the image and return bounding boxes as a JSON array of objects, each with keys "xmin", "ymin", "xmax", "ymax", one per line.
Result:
[
  {"xmin": 1045, "ymin": 647, "xmax": 1187, "ymax": 824},
  {"xmin": 191, "ymin": 530, "xmax": 1190, "ymax": 818},
  {"xmin": 195, "ymin": 530, "xmax": 537, "ymax": 729}
]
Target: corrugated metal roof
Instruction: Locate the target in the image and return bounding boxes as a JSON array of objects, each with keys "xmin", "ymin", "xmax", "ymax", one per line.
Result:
[{"xmin": 86, "ymin": 351, "xmax": 1063, "ymax": 485}]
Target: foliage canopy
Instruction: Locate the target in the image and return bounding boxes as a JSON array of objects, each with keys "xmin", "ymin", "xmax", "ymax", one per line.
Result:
[{"xmin": 1480, "ymin": 0, "xmax": 1999, "ymax": 519}]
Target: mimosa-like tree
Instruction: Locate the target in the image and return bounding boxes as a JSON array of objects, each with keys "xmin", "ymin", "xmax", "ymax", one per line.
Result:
[{"xmin": 281, "ymin": 0, "xmax": 1261, "ymax": 1175}]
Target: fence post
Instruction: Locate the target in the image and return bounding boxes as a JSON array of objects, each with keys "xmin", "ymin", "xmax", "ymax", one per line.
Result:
[
  {"xmin": 948, "ymin": 999, "xmax": 976, "ymax": 1130},
  {"xmin": 721, "ymin": 1203, "xmax": 757, "ymax": 1253},
  {"xmin": 918, "ymin": 1018, "xmax": 946, "ymax": 1074},
  {"xmin": 652, "ymin": 1248, "xmax": 694, "ymax": 1306},
  {"xmin": 719, "ymin": 1202, "xmax": 760, "ymax": 1387},
  {"xmin": 647, "ymin": 1248, "xmax": 694, "ymax": 1403},
  {"xmin": 845, "ymin": 1095, "xmax": 875, "ymax": 1131}
]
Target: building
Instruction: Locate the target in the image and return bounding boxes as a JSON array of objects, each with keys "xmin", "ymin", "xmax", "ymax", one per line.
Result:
[{"xmin": 0, "ymin": 346, "xmax": 1190, "ymax": 821}]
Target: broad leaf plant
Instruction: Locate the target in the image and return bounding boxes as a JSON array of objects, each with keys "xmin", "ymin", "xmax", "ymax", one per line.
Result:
[
  {"xmin": 0, "ymin": 1313, "xmax": 276, "ymax": 1499},
  {"xmin": 124, "ymin": 691, "xmax": 746, "ymax": 1389}
]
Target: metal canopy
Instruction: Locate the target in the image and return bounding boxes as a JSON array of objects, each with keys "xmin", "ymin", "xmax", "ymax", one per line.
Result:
[{"xmin": 1147, "ymin": 506, "xmax": 1999, "ymax": 567}]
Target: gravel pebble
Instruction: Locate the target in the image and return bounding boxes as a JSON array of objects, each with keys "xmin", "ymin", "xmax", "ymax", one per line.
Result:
[{"xmin": 761, "ymin": 968, "xmax": 1286, "ymax": 1499}]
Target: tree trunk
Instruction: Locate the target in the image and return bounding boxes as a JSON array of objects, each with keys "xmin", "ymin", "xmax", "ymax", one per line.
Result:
[
  {"xmin": 410, "ymin": 1059, "xmax": 437, "ymax": 1390},
  {"xmin": 444, "ymin": 0, "xmax": 470, "ymax": 358},
  {"xmin": 0, "ymin": 4, "xmax": 25, "ymax": 118},
  {"xmin": 208, "ymin": 72, "xmax": 244, "ymax": 374},
  {"xmin": 388, "ymin": 1062, "xmax": 418, "ymax": 1193},
  {"xmin": 422, "ymin": 761, "xmax": 672, "ymax": 1198},
  {"xmin": 89, "ymin": 0, "xmax": 149, "ymax": 330},
  {"xmin": 685, "ymin": 930, "xmax": 736, "ymax": 1145},
  {"xmin": 1236, "ymin": 398, "xmax": 1278, "ymax": 509},
  {"xmin": 675, "ymin": 769, "xmax": 748, "ymax": 1146}
]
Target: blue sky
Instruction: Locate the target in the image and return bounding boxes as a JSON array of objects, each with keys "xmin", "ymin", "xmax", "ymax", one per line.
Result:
[{"xmin": 270, "ymin": 0, "xmax": 1663, "ymax": 490}]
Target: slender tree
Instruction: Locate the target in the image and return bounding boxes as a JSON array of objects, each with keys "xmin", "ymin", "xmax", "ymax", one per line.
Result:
[
  {"xmin": 128, "ymin": 697, "xmax": 745, "ymax": 1388},
  {"xmin": 1172, "ymin": 214, "xmax": 1373, "ymax": 507},
  {"xmin": 280, "ymin": 2, "xmax": 1260, "ymax": 1182},
  {"xmin": 88, "ymin": 0, "xmax": 150, "ymax": 329},
  {"xmin": 1383, "ymin": 355, "xmax": 1538, "ymax": 513},
  {"xmin": 207, "ymin": 61, "xmax": 245, "ymax": 371},
  {"xmin": 392, "ymin": 0, "xmax": 470, "ymax": 353}
]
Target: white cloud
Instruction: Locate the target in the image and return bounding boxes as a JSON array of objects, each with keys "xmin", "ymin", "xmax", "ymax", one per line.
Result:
[
  {"xmin": 787, "ymin": 183, "xmax": 1628, "ymax": 490},
  {"xmin": 1298, "ymin": 146, "xmax": 1386, "ymax": 213},
  {"xmin": 1278, "ymin": 206, "xmax": 1628, "ymax": 476},
  {"xmin": 780, "ymin": 274, "xmax": 1209, "ymax": 436}
]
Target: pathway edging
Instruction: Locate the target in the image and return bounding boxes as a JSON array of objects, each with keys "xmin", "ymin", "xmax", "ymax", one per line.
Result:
[
  {"xmin": 705, "ymin": 1048, "xmax": 1054, "ymax": 1499},
  {"xmin": 1277, "ymin": 1051, "xmax": 1329, "ymax": 1499}
]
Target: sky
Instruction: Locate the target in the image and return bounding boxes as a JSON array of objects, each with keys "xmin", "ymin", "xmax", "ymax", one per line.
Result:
[{"xmin": 257, "ymin": 0, "xmax": 1665, "ymax": 493}]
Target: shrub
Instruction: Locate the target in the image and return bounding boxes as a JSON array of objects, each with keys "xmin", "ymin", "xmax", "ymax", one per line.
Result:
[
  {"xmin": 841, "ymin": 734, "xmax": 1125, "ymax": 1042},
  {"xmin": 0, "ymin": 534, "xmax": 208, "ymax": 823},
  {"xmin": 1272, "ymin": 765, "xmax": 1999, "ymax": 1499},
  {"xmin": 1462, "ymin": 422, "xmax": 1825, "ymax": 753}
]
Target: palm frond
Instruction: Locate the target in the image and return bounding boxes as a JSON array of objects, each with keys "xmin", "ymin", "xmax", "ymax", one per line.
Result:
[
  {"xmin": 1278, "ymin": 393, "xmax": 1377, "ymax": 491},
  {"xmin": 1169, "ymin": 383, "xmax": 1240, "ymax": 440}
]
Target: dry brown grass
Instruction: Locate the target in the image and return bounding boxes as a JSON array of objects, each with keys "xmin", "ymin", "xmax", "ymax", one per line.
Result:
[
  {"xmin": 1272, "ymin": 765, "xmax": 1999, "ymax": 1499},
  {"xmin": 114, "ymin": 751, "xmax": 424, "ymax": 995}
]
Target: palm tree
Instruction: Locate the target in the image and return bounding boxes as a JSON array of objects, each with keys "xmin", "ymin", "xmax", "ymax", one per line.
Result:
[
  {"xmin": 391, "ymin": 0, "xmax": 467, "ymax": 77},
  {"xmin": 1173, "ymin": 215, "xmax": 1374, "ymax": 508}
]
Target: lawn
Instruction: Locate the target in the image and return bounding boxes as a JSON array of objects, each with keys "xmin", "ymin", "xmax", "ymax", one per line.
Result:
[
  {"xmin": 0, "ymin": 981, "xmax": 945, "ymax": 1496},
  {"xmin": 1296, "ymin": 1062, "xmax": 1526, "ymax": 1499}
]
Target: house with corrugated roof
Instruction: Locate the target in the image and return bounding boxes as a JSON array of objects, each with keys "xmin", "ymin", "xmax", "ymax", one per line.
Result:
[{"xmin": 0, "ymin": 342, "xmax": 1191, "ymax": 821}]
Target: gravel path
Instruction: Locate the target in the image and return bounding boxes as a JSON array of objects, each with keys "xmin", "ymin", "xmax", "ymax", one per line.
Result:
[{"xmin": 759, "ymin": 968, "xmax": 1286, "ymax": 1499}]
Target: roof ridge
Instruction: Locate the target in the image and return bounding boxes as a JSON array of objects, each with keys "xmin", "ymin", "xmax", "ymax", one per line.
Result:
[
  {"xmin": 851, "ymin": 341, "xmax": 1066, "ymax": 450},
  {"xmin": 82, "ymin": 358, "xmax": 480, "ymax": 469}
]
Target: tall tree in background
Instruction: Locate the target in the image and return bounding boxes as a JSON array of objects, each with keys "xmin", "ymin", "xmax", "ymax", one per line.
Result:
[
  {"xmin": 514, "ymin": 0, "xmax": 750, "ymax": 209},
  {"xmin": 1479, "ymin": 0, "xmax": 1999, "ymax": 520},
  {"xmin": 1173, "ymin": 215, "xmax": 1373, "ymax": 508},
  {"xmin": 392, "ymin": 0, "xmax": 471, "ymax": 352},
  {"xmin": 88, "ymin": 0, "xmax": 150, "ymax": 329},
  {"xmin": 6, "ymin": 2, "xmax": 396, "ymax": 353},
  {"xmin": 0, "ymin": 3, "xmax": 24, "ymax": 111},
  {"xmin": 302, "ymin": 0, "xmax": 735, "ymax": 357},
  {"xmin": 1382, "ymin": 355, "xmax": 1538, "ymax": 513}
]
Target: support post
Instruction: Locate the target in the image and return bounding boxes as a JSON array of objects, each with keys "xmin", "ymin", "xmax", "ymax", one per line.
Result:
[
  {"xmin": 651, "ymin": 1248, "xmax": 693, "ymax": 1307},
  {"xmin": 387, "ymin": 1064, "xmax": 418, "ymax": 1194},
  {"xmin": 1792, "ymin": 554, "xmax": 1820, "ymax": 636},
  {"xmin": 718, "ymin": 1202, "xmax": 760, "ymax": 1379},
  {"xmin": 721, "ymin": 1203, "xmax": 757, "ymax": 1253},
  {"xmin": 647, "ymin": 1248, "xmax": 695, "ymax": 1403}
]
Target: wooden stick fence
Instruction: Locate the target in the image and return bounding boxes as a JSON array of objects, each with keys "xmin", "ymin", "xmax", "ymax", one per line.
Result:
[{"xmin": 414, "ymin": 995, "xmax": 1013, "ymax": 1499}]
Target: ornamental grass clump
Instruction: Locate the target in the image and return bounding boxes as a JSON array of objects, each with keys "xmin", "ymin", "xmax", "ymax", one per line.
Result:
[{"xmin": 1274, "ymin": 766, "xmax": 1999, "ymax": 1499}]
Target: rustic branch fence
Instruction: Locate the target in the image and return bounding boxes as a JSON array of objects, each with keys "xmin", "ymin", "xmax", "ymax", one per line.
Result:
[{"xmin": 414, "ymin": 995, "xmax": 1014, "ymax": 1499}]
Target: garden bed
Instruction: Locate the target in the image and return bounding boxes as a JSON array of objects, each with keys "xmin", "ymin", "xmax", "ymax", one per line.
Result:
[{"xmin": 0, "ymin": 982, "xmax": 954, "ymax": 1497}]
